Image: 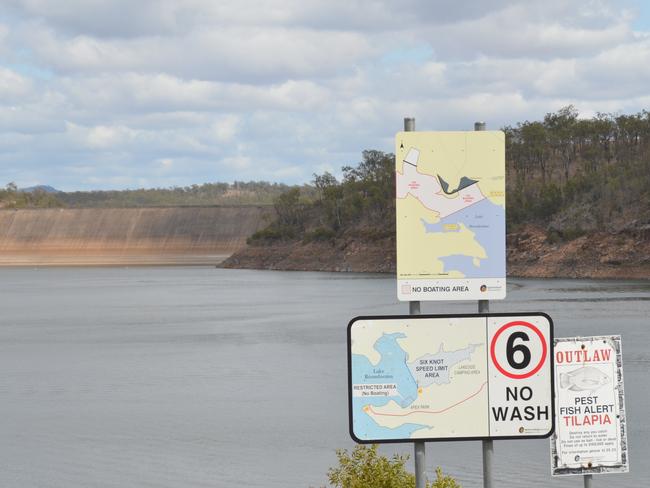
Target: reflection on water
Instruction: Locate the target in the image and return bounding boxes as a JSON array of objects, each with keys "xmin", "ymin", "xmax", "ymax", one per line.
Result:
[{"xmin": 0, "ymin": 268, "xmax": 648, "ymax": 487}]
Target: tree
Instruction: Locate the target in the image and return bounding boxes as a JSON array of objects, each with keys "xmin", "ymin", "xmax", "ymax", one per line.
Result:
[
  {"xmin": 313, "ymin": 172, "xmax": 338, "ymax": 203},
  {"xmin": 519, "ymin": 121, "xmax": 550, "ymax": 183},
  {"xmin": 273, "ymin": 187, "xmax": 304, "ymax": 229},
  {"xmin": 544, "ymin": 105, "xmax": 578, "ymax": 182},
  {"xmin": 342, "ymin": 150, "xmax": 395, "ymax": 224},
  {"xmin": 325, "ymin": 444, "xmax": 461, "ymax": 488}
]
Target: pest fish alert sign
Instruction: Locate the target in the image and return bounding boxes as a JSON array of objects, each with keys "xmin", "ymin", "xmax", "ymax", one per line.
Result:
[
  {"xmin": 551, "ymin": 336, "xmax": 629, "ymax": 476},
  {"xmin": 348, "ymin": 313, "xmax": 553, "ymax": 443}
]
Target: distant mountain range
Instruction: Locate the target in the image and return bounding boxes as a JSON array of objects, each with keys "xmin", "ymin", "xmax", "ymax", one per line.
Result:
[{"xmin": 19, "ymin": 185, "xmax": 60, "ymax": 193}]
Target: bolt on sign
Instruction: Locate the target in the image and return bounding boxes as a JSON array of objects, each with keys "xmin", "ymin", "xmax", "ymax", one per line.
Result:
[
  {"xmin": 347, "ymin": 313, "xmax": 553, "ymax": 443},
  {"xmin": 395, "ymin": 131, "xmax": 506, "ymax": 301},
  {"xmin": 551, "ymin": 336, "xmax": 629, "ymax": 476}
]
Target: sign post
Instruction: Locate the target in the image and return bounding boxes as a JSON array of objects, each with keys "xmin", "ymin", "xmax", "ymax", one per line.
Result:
[
  {"xmin": 394, "ymin": 117, "xmax": 507, "ymax": 488},
  {"xmin": 551, "ymin": 336, "xmax": 629, "ymax": 482},
  {"xmin": 403, "ymin": 117, "xmax": 426, "ymax": 488},
  {"xmin": 474, "ymin": 120, "xmax": 493, "ymax": 488},
  {"xmin": 347, "ymin": 313, "xmax": 554, "ymax": 443}
]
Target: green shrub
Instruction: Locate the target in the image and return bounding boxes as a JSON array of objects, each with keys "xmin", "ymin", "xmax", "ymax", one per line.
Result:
[
  {"xmin": 546, "ymin": 226, "xmax": 586, "ymax": 244},
  {"xmin": 246, "ymin": 225, "xmax": 297, "ymax": 245},
  {"xmin": 562, "ymin": 226, "xmax": 586, "ymax": 241},
  {"xmin": 534, "ymin": 183, "xmax": 563, "ymax": 219},
  {"xmin": 303, "ymin": 227, "xmax": 337, "ymax": 243},
  {"xmin": 351, "ymin": 228, "xmax": 393, "ymax": 241},
  {"xmin": 324, "ymin": 444, "xmax": 461, "ymax": 488},
  {"xmin": 546, "ymin": 229, "xmax": 562, "ymax": 244}
]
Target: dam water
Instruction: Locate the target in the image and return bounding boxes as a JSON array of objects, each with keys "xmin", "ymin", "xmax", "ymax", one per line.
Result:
[{"xmin": 1, "ymin": 267, "xmax": 649, "ymax": 488}]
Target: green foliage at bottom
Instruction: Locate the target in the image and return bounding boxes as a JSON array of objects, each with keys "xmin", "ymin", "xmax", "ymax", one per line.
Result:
[{"xmin": 324, "ymin": 444, "xmax": 461, "ymax": 488}]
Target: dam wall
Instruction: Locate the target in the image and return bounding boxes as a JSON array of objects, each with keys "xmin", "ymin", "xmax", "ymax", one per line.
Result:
[{"xmin": 0, "ymin": 206, "xmax": 272, "ymax": 265}]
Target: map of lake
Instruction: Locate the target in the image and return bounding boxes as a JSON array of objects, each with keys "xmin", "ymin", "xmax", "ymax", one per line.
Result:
[{"xmin": 422, "ymin": 197, "xmax": 506, "ymax": 278}]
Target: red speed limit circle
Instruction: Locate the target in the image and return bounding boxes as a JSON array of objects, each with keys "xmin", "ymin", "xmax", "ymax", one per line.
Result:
[{"xmin": 490, "ymin": 320, "xmax": 547, "ymax": 379}]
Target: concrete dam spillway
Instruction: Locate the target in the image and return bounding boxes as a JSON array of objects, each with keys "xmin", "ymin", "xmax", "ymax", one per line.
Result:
[{"xmin": 0, "ymin": 206, "xmax": 272, "ymax": 266}]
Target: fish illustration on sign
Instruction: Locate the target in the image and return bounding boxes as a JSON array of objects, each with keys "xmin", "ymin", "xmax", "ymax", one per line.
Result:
[{"xmin": 559, "ymin": 366, "xmax": 610, "ymax": 392}]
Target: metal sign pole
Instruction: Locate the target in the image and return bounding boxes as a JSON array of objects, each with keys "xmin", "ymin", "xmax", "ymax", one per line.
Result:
[
  {"xmin": 480, "ymin": 298, "xmax": 493, "ymax": 488},
  {"xmin": 412, "ymin": 290, "xmax": 425, "ymax": 488},
  {"xmin": 584, "ymin": 474, "xmax": 593, "ymax": 488},
  {"xmin": 475, "ymin": 120, "xmax": 494, "ymax": 488},
  {"xmin": 404, "ymin": 116, "xmax": 426, "ymax": 488}
]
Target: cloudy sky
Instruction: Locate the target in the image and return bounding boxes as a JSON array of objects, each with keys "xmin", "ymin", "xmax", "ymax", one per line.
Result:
[{"xmin": 1, "ymin": 0, "xmax": 649, "ymax": 190}]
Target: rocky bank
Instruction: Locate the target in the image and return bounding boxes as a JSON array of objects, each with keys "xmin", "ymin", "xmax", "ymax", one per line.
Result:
[{"xmin": 220, "ymin": 225, "xmax": 650, "ymax": 279}]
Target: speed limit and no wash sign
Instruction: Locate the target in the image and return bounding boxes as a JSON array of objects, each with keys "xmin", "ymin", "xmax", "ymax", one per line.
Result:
[
  {"xmin": 348, "ymin": 313, "xmax": 553, "ymax": 442},
  {"xmin": 487, "ymin": 314, "xmax": 553, "ymax": 437}
]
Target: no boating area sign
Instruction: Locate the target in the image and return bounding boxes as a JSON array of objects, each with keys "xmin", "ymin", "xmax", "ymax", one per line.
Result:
[
  {"xmin": 347, "ymin": 313, "xmax": 553, "ymax": 443},
  {"xmin": 395, "ymin": 131, "xmax": 507, "ymax": 302}
]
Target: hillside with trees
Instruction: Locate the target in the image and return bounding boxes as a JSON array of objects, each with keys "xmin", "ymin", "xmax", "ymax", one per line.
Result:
[
  {"xmin": 223, "ymin": 107, "xmax": 650, "ymax": 278},
  {"xmin": 0, "ymin": 183, "xmax": 64, "ymax": 209},
  {"xmin": 57, "ymin": 181, "xmax": 316, "ymax": 207},
  {"xmin": 505, "ymin": 106, "xmax": 650, "ymax": 236},
  {"xmin": 0, "ymin": 181, "xmax": 315, "ymax": 209}
]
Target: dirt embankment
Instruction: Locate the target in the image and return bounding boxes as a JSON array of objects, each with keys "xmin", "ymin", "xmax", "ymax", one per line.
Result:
[
  {"xmin": 0, "ymin": 207, "xmax": 271, "ymax": 266},
  {"xmin": 220, "ymin": 225, "xmax": 650, "ymax": 279},
  {"xmin": 221, "ymin": 235, "xmax": 396, "ymax": 273},
  {"xmin": 506, "ymin": 225, "xmax": 650, "ymax": 279}
]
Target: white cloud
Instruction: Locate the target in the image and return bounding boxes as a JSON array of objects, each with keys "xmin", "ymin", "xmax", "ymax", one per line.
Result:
[
  {"xmin": 223, "ymin": 154, "xmax": 251, "ymax": 170},
  {"xmin": 423, "ymin": 2, "xmax": 634, "ymax": 61},
  {"xmin": 212, "ymin": 116, "xmax": 239, "ymax": 143},
  {"xmin": 52, "ymin": 73, "xmax": 332, "ymax": 115},
  {"xmin": 0, "ymin": 0, "xmax": 649, "ymax": 190},
  {"xmin": 18, "ymin": 23, "xmax": 373, "ymax": 83},
  {"xmin": 86, "ymin": 124, "xmax": 137, "ymax": 148},
  {"xmin": 0, "ymin": 67, "xmax": 34, "ymax": 101},
  {"xmin": 4, "ymin": 0, "xmax": 184, "ymax": 37},
  {"xmin": 157, "ymin": 158, "xmax": 174, "ymax": 169}
]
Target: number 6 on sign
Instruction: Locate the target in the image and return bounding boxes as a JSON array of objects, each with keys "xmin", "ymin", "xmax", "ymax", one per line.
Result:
[{"xmin": 507, "ymin": 332, "xmax": 531, "ymax": 369}]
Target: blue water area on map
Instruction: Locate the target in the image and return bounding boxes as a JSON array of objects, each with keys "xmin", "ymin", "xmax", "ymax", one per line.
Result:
[
  {"xmin": 351, "ymin": 333, "xmax": 425, "ymax": 439},
  {"xmin": 421, "ymin": 198, "xmax": 505, "ymax": 278}
]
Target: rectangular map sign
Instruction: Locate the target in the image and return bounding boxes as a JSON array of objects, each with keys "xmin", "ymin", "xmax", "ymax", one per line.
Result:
[
  {"xmin": 395, "ymin": 131, "xmax": 506, "ymax": 301},
  {"xmin": 551, "ymin": 336, "xmax": 629, "ymax": 476},
  {"xmin": 348, "ymin": 313, "xmax": 553, "ymax": 443}
]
